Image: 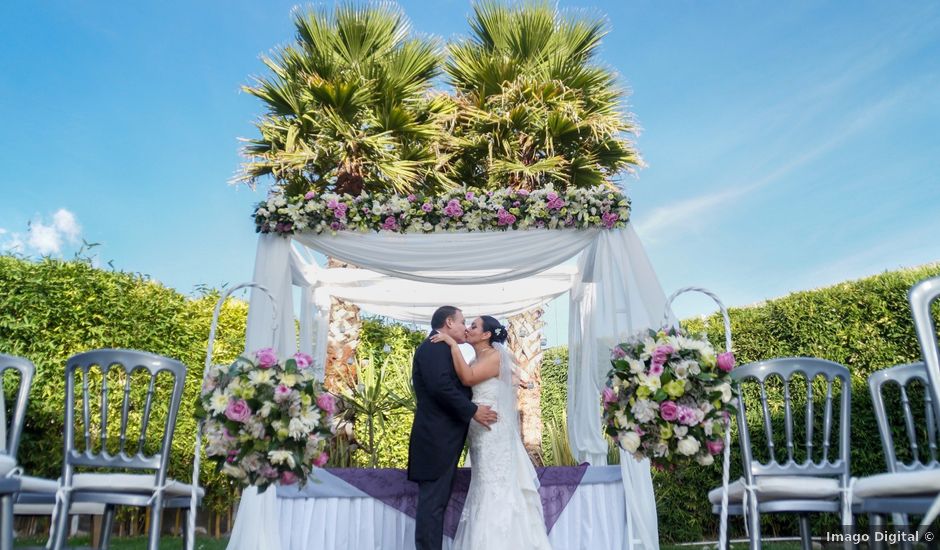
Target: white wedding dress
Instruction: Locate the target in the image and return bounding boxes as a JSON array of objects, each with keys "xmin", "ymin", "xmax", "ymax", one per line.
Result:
[{"xmin": 452, "ymin": 345, "xmax": 552, "ymax": 550}]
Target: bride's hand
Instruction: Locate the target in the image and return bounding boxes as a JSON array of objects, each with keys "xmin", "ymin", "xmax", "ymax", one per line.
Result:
[{"xmin": 430, "ymin": 332, "xmax": 457, "ymax": 347}]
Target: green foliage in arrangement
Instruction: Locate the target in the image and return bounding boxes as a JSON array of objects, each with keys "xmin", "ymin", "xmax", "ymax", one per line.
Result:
[{"xmin": 0, "ymin": 255, "xmax": 248, "ymax": 514}]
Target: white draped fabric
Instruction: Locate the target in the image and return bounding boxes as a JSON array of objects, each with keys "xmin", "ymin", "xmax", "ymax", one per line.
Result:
[
  {"xmin": 236, "ymin": 225, "xmax": 666, "ymax": 550},
  {"xmin": 276, "ymin": 470, "xmax": 634, "ymax": 550}
]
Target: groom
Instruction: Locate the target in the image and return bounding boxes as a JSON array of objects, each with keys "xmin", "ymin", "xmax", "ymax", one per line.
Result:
[{"xmin": 408, "ymin": 305, "xmax": 498, "ymax": 550}]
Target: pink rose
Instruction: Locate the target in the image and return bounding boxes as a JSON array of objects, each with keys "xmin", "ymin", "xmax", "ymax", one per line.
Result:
[
  {"xmin": 313, "ymin": 451, "xmax": 329, "ymax": 467},
  {"xmin": 255, "ymin": 348, "xmax": 278, "ymax": 369},
  {"xmin": 717, "ymin": 352, "xmax": 735, "ymax": 373},
  {"xmin": 280, "ymin": 470, "xmax": 299, "ymax": 485},
  {"xmin": 316, "ymin": 392, "xmax": 337, "ymax": 415},
  {"xmin": 707, "ymin": 438, "xmax": 724, "ymax": 455},
  {"xmin": 602, "ymin": 387, "xmax": 618, "ymax": 405},
  {"xmin": 651, "ymin": 345, "xmax": 674, "ymax": 365},
  {"xmin": 660, "ymin": 401, "xmax": 678, "ymax": 422},
  {"xmin": 224, "ymin": 399, "xmax": 252, "ymax": 423},
  {"xmin": 676, "ymin": 405, "xmax": 698, "ymax": 426},
  {"xmin": 421, "ymin": 202, "xmax": 433, "ymax": 212},
  {"xmin": 602, "ymin": 211, "xmax": 620, "ymax": 229},
  {"xmin": 407, "ymin": 194, "xmax": 417, "ymax": 202},
  {"xmin": 304, "ymin": 191, "xmax": 316, "ymax": 200},
  {"xmin": 293, "ymin": 353, "xmax": 313, "ymax": 370}
]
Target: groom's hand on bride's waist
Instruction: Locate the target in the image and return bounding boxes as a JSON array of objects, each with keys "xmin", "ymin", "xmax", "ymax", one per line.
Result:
[{"xmin": 473, "ymin": 405, "xmax": 498, "ymax": 429}]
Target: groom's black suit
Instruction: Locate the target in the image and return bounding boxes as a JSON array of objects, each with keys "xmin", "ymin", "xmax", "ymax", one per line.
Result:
[{"xmin": 408, "ymin": 330, "xmax": 478, "ymax": 550}]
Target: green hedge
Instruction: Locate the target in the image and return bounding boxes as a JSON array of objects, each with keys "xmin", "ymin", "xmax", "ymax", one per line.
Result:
[{"xmin": 0, "ymin": 256, "xmax": 247, "ymax": 513}]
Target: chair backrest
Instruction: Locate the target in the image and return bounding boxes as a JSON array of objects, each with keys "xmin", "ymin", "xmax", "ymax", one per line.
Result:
[
  {"xmin": 909, "ymin": 276, "xmax": 940, "ymax": 428},
  {"xmin": 62, "ymin": 349, "xmax": 187, "ymax": 484},
  {"xmin": 732, "ymin": 357, "xmax": 851, "ymax": 480},
  {"xmin": 868, "ymin": 362, "xmax": 939, "ymax": 473},
  {"xmin": 0, "ymin": 354, "xmax": 35, "ymax": 459}
]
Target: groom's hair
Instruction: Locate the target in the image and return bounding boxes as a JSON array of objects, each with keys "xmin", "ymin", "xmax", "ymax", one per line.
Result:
[{"xmin": 431, "ymin": 306, "xmax": 461, "ymax": 329}]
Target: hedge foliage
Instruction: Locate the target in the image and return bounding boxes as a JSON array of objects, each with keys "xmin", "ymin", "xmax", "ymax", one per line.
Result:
[{"xmin": 0, "ymin": 255, "xmax": 248, "ymax": 512}]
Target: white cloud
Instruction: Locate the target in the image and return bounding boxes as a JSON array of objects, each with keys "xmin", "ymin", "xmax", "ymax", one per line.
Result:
[{"xmin": 1, "ymin": 209, "xmax": 83, "ymax": 256}]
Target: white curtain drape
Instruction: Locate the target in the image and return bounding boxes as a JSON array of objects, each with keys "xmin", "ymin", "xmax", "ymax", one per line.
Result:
[
  {"xmin": 292, "ymin": 229, "xmax": 599, "ymax": 284},
  {"xmin": 567, "ymin": 226, "xmax": 667, "ymax": 550},
  {"xmin": 235, "ymin": 226, "xmax": 665, "ymax": 550}
]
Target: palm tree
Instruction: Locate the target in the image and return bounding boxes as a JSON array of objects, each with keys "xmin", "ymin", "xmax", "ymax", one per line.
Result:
[
  {"xmin": 237, "ymin": 3, "xmax": 449, "ymax": 197},
  {"xmin": 444, "ymin": 1, "xmax": 642, "ymax": 190}
]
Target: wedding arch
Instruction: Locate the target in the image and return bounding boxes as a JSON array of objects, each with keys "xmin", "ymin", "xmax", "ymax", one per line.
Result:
[{"xmin": 233, "ymin": 188, "xmax": 673, "ymax": 550}]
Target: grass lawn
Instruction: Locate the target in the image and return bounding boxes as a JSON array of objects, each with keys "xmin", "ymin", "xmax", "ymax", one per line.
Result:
[{"xmin": 14, "ymin": 536, "xmax": 229, "ymax": 550}]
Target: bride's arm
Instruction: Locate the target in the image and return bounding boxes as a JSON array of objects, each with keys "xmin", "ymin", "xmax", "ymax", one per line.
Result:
[{"xmin": 431, "ymin": 335, "xmax": 500, "ymax": 385}]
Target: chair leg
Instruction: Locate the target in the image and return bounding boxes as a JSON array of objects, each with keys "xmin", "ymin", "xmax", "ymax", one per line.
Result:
[
  {"xmin": 49, "ymin": 493, "xmax": 72, "ymax": 550},
  {"xmin": 0, "ymin": 495, "xmax": 13, "ymax": 550},
  {"xmin": 745, "ymin": 500, "xmax": 761, "ymax": 550},
  {"xmin": 869, "ymin": 513, "xmax": 885, "ymax": 550},
  {"xmin": 99, "ymin": 505, "xmax": 115, "ymax": 550},
  {"xmin": 147, "ymin": 499, "xmax": 164, "ymax": 550},
  {"xmin": 798, "ymin": 514, "xmax": 812, "ymax": 550}
]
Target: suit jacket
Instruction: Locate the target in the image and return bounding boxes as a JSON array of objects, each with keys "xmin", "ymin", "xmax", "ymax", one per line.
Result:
[{"xmin": 407, "ymin": 331, "xmax": 478, "ymax": 481}]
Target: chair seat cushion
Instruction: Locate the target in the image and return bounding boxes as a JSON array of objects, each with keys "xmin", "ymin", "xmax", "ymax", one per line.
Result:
[
  {"xmin": 14, "ymin": 502, "xmax": 107, "ymax": 515},
  {"xmin": 0, "ymin": 454, "xmax": 16, "ymax": 477},
  {"xmin": 854, "ymin": 469, "xmax": 940, "ymax": 500},
  {"xmin": 708, "ymin": 476, "xmax": 842, "ymax": 505},
  {"xmin": 72, "ymin": 473, "xmax": 204, "ymax": 498}
]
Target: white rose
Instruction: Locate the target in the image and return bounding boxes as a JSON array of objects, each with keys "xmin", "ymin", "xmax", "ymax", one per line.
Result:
[
  {"xmin": 696, "ymin": 453, "xmax": 715, "ymax": 466},
  {"xmin": 674, "ymin": 426, "xmax": 688, "ymax": 438},
  {"xmin": 677, "ymin": 436, "xmax": 701, "ymax": 456},
  {"xmin": 618, "ymin": 431, "xmax": 641, "ymax": 453},
  {"xmin": 631, "ymin": 399, "xmax": 659, "ymax": 423},
  {"xmin": 709, "ymin": 382, "xmax": 733, "ymax": 403},
  {"xmin": 688, "ymin": 361, "xmax": 702, "ymax": 375}
]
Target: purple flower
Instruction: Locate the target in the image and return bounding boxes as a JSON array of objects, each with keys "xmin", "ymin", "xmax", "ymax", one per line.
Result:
[
  {"xmin": 648, "ymin": 362, "xmax": 664, "ymax": 377},
  {"xmin": 651, "ymin": 345, "xmax": 675, "ymax": 365},
  {"xmin": 602, "ymin": 387, "xmax": 618, "ymax": 405},
  {"xmin": 274, "ymin": 384, "xmax": 293, "ymax": 403},
  {"xmin": 255, "ymin": 348, "xmax": 278, "ymax": 369},
  {"xmin": 611, "ymin": 346, "xmax": 627, "ymax": 360},
  {"xmin": 602, "ymin": 211, "xmax": 620, "ymax": 229},
  {"xmin": 280, "ymin": 470, "xmax": 299, "ymax": 485},
  {"xmin": 707, "ymin": 438, "xmax": 724, "ymax": 455},
  {"xmin": 516, "ymin": 189, "xmax": 529, "ymax": 196},
  {"xmin": 547, "ymin": 192, "xmax": 559, "ymax": 201},
  {"xmin": 421, "ymin": 202, "xmax": 433, "ymax": 213},
  {"xmin": 293, "ymin": 353, "xmax": 313, "ymax": 369},
  {"xmin": 313, "ymin": 451, "xmax": 329, "ymax": 467},
  {"xmin": 329, "ymin": 221, "xmax": 345, "ymax": 231},
  {"xmin": 717, "ymin": 352, "xmax": 736, "ymax": 373},
  {"xmin": 260, "ymin": 464, "xmax": 278, "ymax": 479},
  {"xmin": 381, "ymin": 216, "xmax": 399, "ymax": 231},
  {"xmin": 512, "ymin": 201, "xmax": 521, "ymax": 207},
  {"xmin": 407, "ymin": 194, "xmax": 417, "ymax": 202},
  {"xmin": 334, "ymin": 203, "xmax": 348, "ymax": 217},
  {"xmin": 497, "ymin": 208, "xmax": 517, "ymax": 226},
  {"xmin": 465, "ymin": 191, "xmax": 475, "ymax": 200},
  {"xmin": 442, "ymin": 199, "xmax": 464, "ymax": 218},
  {"xmin": 224, "ymin": 399, "xmax": 251, "ymax": 423},
  {"xmin": 677, "ymin": 406, "xmax": 700, "ymax": 426},
  {"xmin": 317, "ymin": 393, "xmax": 337, "ymax": 415},
  {"xmin": 564, "ymin": 215, "xmax": 575, "ymax": 227},
  {"xmin": 304, "ymin": 191, "xmax": 316, "ymax": 200},
  {"xmin": 326, "ymin": 199, "xmax": 339, "ymax": 209},
  {"xmin": 660, "ymin": 401, "xmax": 678, "ymax": 421}
]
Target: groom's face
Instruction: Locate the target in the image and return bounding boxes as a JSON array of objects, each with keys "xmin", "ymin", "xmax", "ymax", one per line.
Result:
[{"xmin": 445, "ymin": 311, "xmax": 468, "ymax": 344}]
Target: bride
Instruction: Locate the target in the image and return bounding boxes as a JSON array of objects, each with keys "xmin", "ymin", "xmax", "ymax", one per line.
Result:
[{"xmin": 431, "ymin": 315, "xmax": 553, "ymax": 550}]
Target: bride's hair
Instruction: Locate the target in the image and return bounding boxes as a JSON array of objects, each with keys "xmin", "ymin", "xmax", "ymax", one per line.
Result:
[{"xmin": 480, "ymin": 315, "xmax": 508, "ymax": 345}]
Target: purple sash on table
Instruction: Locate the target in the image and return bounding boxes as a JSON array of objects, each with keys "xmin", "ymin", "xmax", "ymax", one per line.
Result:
[{"xmin": 329, "ymin": 464, "xmax": 589, "ymax": 538}]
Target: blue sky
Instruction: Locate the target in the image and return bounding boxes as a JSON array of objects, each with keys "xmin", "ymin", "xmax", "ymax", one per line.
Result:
[{"xmin": 2, "ymin": 1, "xmax": 938, "ymax": 346}]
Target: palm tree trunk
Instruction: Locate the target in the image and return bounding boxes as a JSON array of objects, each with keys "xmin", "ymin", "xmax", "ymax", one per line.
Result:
[
  {"xmin": 508, "ymin": 307, "xmax": 545, "ymax": 465},
  {"xmin": 324, "ymin": 258, "xmax": 362, "ymax": 393}
]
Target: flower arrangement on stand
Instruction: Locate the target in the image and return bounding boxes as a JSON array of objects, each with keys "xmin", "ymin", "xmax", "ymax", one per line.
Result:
[
  {"xmin": 602, "ymin": 327, "xmax": 737, "ymax": 470},
  {"xmin": 253, "ymin": 184, "xmax": 630, "ymax": 235},
  {"xmin": 196, "ymin": 349, "xmax": 337, "ymax": 491}
]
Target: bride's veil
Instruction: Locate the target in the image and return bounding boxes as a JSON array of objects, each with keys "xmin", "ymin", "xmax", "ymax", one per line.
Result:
[{"xmin": 493, "ymin": 342, "xmax": 541, "ymax": 491}]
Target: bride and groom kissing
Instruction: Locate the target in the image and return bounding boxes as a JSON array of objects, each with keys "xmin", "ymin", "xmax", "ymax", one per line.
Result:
[{"xmin": 407, "ymin": 306, "xmax": 552, "ymax": 550}]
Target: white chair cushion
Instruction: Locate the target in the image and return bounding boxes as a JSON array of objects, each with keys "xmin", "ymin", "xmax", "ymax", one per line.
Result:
[
  {"xmin": 708, "ymin": 476, "xmax": 842, "ymax": 505},
  {"xmin": 14, "ymin": 502, "xmax": 107, "ymax": 515},
  {"xmin": 0, "ymin": 454, "xmax": 16, "ymax": 477},
  {"xmin": 854, "ymin": 469, "xmax": 940, "ymax": 501},
  {"xmin": 72, "ymin": 473, "xmax": 205, "ymax": 498}
]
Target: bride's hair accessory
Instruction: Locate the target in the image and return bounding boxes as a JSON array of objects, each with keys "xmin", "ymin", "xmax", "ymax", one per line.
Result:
[{"xmin": 480, "ymin": 315, "xmax": 509, "ymax": 345}]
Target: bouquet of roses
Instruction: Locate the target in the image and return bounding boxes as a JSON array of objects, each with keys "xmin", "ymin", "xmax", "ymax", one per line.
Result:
[
  {"xmin": 196, "ymin": 348, "xmax": 336, "ymax": 491},
  {"xmin": 602, "ymin": 327, "xmax": 737, "ymax": 470}
]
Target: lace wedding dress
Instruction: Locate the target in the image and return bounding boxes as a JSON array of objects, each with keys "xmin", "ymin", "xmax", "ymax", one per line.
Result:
[{"xmin": 452, "ymin": 345, "xmax": 552, "ymax": 550}]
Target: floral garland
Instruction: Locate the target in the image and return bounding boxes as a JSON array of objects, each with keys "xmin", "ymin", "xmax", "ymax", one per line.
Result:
[
  {"xmin": 253, "ymin": 185, "xmax": 630, "ymax": 235},
  {"xmin": 196, "ymin": 349, "xmax": 336, "ymax": 490},
  {"xmin": 602, "ymin": 327, "xmax": 737, "ymax": 470}
]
